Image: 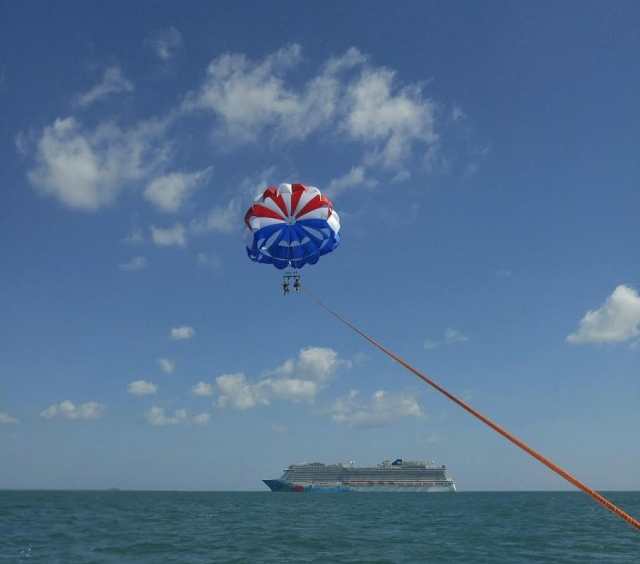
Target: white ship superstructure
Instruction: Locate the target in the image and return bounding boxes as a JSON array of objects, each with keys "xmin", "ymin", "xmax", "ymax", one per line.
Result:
[{"xmin": 263, "ymin": 458, "xmax": 456, "ymax": 492}]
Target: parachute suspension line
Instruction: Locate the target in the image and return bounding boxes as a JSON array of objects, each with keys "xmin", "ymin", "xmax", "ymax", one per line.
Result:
[{"xmin": 305, "ymin": 290, "xmax": 640, "ymax": 532}]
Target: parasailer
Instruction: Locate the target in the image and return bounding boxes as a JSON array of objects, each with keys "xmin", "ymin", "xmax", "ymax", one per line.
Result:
[{"xmin": 244, "ymin": 183, "xmax": 341, "ymax": 293}]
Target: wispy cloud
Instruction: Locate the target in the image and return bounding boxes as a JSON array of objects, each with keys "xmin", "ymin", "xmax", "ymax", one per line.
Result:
[
  {"xmin": 197, "ymin": 252, "xmax": 222, "ymax": 269},
  {"xmin": 76, "ymin": 67, "xmax": 133, "ymax": 108},
  {"xmin": 119, "ymin": 256, "xmax": 147, "ymax": 271},
  {"xmin": 325, "ymin": 166, "xmax": 378, "ymax": 198},
  {"xmin": 567, "ymin": 285, "xmax": 640, "ymax": 346},
  {"xmin": 40, "ymin": 400, "xmax": 106, "ymax": 420},
  {"xmin": 444, "ymin": 328, "xmax": 468, "ymax": 345},
  {"xmin": 122, "ymin": 228, "xmax": 145, "ymax": 244},
  {"xmin": 424, "ymin": 327, "xmax": 468, "ymax": 349},
  {"xmin": 145, "ymin": 27, "xmax": 184, "ymax": 62}
]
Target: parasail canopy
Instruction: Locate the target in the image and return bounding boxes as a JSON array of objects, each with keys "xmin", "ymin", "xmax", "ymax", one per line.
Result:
[{"xmin": 244, "ymin": 183, "xmax": 341, "ymax": 270}]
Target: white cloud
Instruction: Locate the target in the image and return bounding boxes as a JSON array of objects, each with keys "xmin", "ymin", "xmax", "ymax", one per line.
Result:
[
  {"xmin": 76, "ymin": 67, "xmax": 134, "ymax": 108},
  {"xmin": 144, "ymin": 406, "xmax": 187, "ymax": 425},
  {"xmin": 325, "ymin": 166, "xmax": 378, "ymax": 198},
  {"xmin": 216, "ymin": 373, "xmax": 270, "ymax": 410},
  {"xmin": 567, "ymin": 285, "xmax": 640, "ymax": 345},
  {"xmin": 40, "ymin": 400, "xmax": 106, "ymax": 420},
  {"xmin": 181, "ymin": 45, "xmax": 365, "ymax": 145},
  {"xmin": 191, "ymin": 199, "xmax": 240, "ymax": 235},
  {"xmin": 181, "ymin": 44, "xmax": 438, "ymax": 173},
  {"xmin": 170, "ymin": 326, "xmax": 195, "ymax": 340},
  {"xmin": 192, "ymin": 381, "xmax": 214, "ymax": 396},
  {"xmin": 214, "ymin": 348, "xmax": 350, "ymax": 409},
  {"xmin": 268, "ymin": 379, "xmax": 319, "ymax": 403},
  {"xmin": 158, "ymin": 358, "xmax": 175, "ymax": 373},
  {"xmin": 497, "ymin": 268, "xmax": 512, "ymax": 278},
  {"xmin": 343, "ymin": 68, "xmax": 437, "ymax": 169},
  {"xmin": 0, "ymin": 412, "xmax": 19, "ymax": 424},
  {"xmin": 424, "ymin": 339, "xmax": 439, "ymax": 350},
  {"xmin": 331, "ymin": 389, "xmax": 424, "ymax": 428},
  {"xmin": 145, "ymin": 27, "xmax": 184, "ymax": 62},
  {"xmin": 275, "ymin": 346, "xmax": 346, "ymax": 382},
  {"xmin": 150, "ymin": 224, "xmax": 187, "ymax": 247},
  {"xmin": 192, "ymin": 413, "xmax": 211, "ymax": 426},
  {"xmin": 119, "ymin": 256, "xmax": 147, "ymax": 271},
  {"xmin": 452, "ymin": 105, "xmax": 464, "ymax": 122},
  {"xmin": 144, "ymin": 167, "xmax": 212, "ymax": 212},
  {"xmin": 428, "ymin": 432, "xmax": 444, "ymax": 443},
  {"xmin": 128, "ymin": 380, "xmax": 158, "ymax": 396},
  {"xmin": 25, "ymin": 116, "xmax": 166, "ymax": 211}
]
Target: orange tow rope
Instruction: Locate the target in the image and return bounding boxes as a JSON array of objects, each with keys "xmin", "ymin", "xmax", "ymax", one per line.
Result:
[{"xmin": 307, "ymin": 291, "xmax": 640, "ymax": 532}]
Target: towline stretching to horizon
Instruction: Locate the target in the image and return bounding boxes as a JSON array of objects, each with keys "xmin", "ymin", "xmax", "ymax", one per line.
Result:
[{"xmin": 263, "ymin": 458, "xmax": 456, "ymax": 493}]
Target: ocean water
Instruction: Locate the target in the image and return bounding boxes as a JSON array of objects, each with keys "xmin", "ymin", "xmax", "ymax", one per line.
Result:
[{"xmin": 1, "ymin": 491, "xmax": 639, "ymax": 563}]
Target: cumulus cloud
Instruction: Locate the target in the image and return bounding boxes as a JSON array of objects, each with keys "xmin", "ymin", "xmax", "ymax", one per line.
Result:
[
  {"xmin": 181, "ymin": 45, "xmax": 366, "ymax": 145},
  {"xmin": 567, "ymin": 285, "xmax": 640, "ymax": 345},
  {"xmin": 76, "ymin": 67, "xmax": 134, "ymax": 108},
  {"xmin": 274, "ymin": 346, "xmax": 347, "ymax": 381},
  {"xmin": 192, "ymin": 381, "xmax": 214, "ymax": 396},
  {"xmin": 145, "ymin": 27, "xmax": 184, "ymax": 62},
  {"xmin": 342, "ymin": 67, "xmax": 437, "ymax": 169},
  {"xmin": 144, "ymin": 406, "xmax": 187, "ymax": 425},
  {"xmin": 24, "ymin": 116, "xmax": 166, "ymax": 211},
  {"xmin": 192, "ymin": 412, "xmax": 211, "ymax": 426},
  {"xmin": 170, "ymin": 326, "xmax": 195, "ymax": 340},
  {"xmin": 127, "ymin": 380, "xmax": 158, "ymax": 396},
  {"xmin": 330, "ymin": 389, "xmax": 424, "ymax": 428},
  {"xmin": 158, "ymin": 358, "xmax": 175, "ymax": 373},
  {"xmin": 150, "ymin": 224, "xmax": 187, "ymax": 247},
  {"xmin": 119, "ymin": 256, "xmax": 147, "ymax": 271},
  {"xmin": 144, "ymin": 167, "xmax": 212, "ymax": 212},
  {"xmin": 181, "ymin": 45, "xmax": 439, "ymax": 173},
  {"xmin": 0, "ymin": 412, "xmax": 19, "ymax": 424},
  {"xmin": 40, "ymin": 400, "xmax": 106, "ymax": 420},
  {"xmin": 215, "ymin": 347, "xmax": 349, "ymax": 409},
  {"xmin": 268, "ymin": 379, "xmax": 319, "ymax": 403},
  {"xmin": 216, "ymin": 373, "xmax": 271, "ymax": 410}
]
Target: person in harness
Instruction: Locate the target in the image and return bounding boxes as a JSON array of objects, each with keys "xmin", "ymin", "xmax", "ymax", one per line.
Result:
[
  {"xmin": 293, "ymin": 277, "xmax": 301, "ymax": 293},
  {"xmin": 282, "ymin": 278, "xmax": 290, "ymax": 295}
]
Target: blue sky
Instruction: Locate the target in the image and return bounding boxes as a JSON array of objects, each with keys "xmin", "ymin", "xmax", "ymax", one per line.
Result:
[{"xmin": 1, "ymin": 1, "xmax": 639, "ymax": 492}]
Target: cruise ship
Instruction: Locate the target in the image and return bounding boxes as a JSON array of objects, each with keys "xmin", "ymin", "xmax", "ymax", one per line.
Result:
[{"xmin": 263, "ymin": 458, "xmax": 456, "ymax": 492}]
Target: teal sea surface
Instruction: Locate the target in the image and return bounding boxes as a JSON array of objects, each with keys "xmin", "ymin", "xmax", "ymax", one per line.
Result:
[{"xmin": 2, "ymin": 491, "xmax": 639, "ymax": 563}]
